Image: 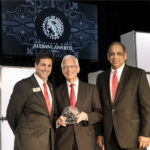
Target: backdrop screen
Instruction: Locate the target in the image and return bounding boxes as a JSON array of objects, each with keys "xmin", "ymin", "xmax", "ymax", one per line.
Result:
[{"xmin": 2, "ymin": 0, "xmax": 98, "ymax": 60}]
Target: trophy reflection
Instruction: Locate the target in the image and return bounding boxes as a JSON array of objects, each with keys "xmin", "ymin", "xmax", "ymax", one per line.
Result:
[{"xmin": 62, "ymin": 106, "xmax": 80, "ymax": 124}]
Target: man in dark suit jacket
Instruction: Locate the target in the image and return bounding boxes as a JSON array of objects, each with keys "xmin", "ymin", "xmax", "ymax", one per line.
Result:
[
  {"xmin": 55, "ymin": 55, "xmax": 102, "ymax": 150},
  {"xmin": 96, "ymin": 42, "xmax": 150, "ymax": 150},
  {"xmin": 6, "ymin": 52, "xmax": 56, "ymax": 150}
]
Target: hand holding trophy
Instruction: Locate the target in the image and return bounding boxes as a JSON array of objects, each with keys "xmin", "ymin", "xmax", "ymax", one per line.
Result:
[{"xmin": 62, "ymin": 106, "xmax": 80, "ymax": 125}]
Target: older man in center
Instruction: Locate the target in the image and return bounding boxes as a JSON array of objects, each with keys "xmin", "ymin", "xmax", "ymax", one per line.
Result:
[{"xmin": 55, "ymin": 55, "xmax": 102, "ymax": 150}]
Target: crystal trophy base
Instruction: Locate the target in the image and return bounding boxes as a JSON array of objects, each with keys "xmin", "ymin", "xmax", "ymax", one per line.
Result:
[{"xmin": 62, "ymin": 106, "xmax": 80, "ymax": 125}]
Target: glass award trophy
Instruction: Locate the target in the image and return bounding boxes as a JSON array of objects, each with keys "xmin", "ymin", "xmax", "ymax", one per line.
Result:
[{"xmin": 62, "ymin": 106, "xmax": 80, "ymax": 125}]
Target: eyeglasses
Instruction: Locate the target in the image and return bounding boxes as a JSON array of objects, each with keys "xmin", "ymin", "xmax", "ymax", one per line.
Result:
[{"xmin": 63, "ymin": 65, "xmax": 77, "ymax": 70}]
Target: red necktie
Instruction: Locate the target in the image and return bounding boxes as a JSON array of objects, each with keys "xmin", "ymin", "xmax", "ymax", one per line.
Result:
[
  {"xmin": 112, "ymin": 70, "xmax": 118, "ymax": 103},
  {"xmin": 43, "ymin": 82, "xmax": 51, "ymax": 115},
  {"xmin": 70, "ymin": 84, "xmax": 76, "ymax": 107}
]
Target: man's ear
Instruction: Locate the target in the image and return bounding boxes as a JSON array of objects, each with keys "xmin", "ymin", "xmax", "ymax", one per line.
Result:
[
  {"xmin": 34, "ymin": 63, "xmax": 37, "ymax": 68},
  {"xmin": 125, "ymin": 52, "xmax": 127, "ymax": 60},
  {"xmin": 77, "ymin": 67, "xmax": 80, "ymax": 73}
]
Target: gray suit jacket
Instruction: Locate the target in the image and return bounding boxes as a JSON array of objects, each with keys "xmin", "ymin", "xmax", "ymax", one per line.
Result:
[
  {"xmin": 96, "ymin": 65, "xmax": 150, "ymax": 149},
  {"xmin": 55, "ymin": 80, "xmax": 102, "ymax": 150},
  {"xmin": 6, "ymin": 74, "xmax": 56, "ymax": 150}
]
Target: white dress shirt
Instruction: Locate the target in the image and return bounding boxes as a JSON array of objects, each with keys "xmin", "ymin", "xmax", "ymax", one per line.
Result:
[
  {"xmin": 110, "ymin": 64, "xmax": 125, "ymax": 102},
  {"xmin": 34, "ymin": 73, "xmax": 52, "ymax": 108},
  {"xmin": 66, "ymin": 79, "xmax": 79, "ymax": 102}
]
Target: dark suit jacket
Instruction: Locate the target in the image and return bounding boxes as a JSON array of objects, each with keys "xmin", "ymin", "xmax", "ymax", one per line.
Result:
[
  {"xmin": 96, "ymin": 65, "xmax": 150, "ymax": 149},
  {"xmin": 55, "ymin": 80, "xmax": 102, "ymax": 150},
  {"xmin": 6, "ymin": 74, "xmax": 56, "ymax": 150}
]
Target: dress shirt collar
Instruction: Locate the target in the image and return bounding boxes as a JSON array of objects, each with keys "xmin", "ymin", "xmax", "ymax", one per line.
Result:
[
  {"xmin": 66, "ymin": 78, "xmax": 79, "ymax": 87},
  {"xmin": 111, "ymin": 63, "xmax": 125, "ymax": 74},
  {"xmin": 66, "ymin": 78, "xmax": 79, "ymax": 101},
  {"xmin": 34, "ymin": 73, "xmax": 47, "ymax": 85}
]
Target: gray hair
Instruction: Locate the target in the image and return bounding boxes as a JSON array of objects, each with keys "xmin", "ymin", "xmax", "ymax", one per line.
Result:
[{"xmin": 61, "ymin": 55, "xmax": 79, "ymax": 68}]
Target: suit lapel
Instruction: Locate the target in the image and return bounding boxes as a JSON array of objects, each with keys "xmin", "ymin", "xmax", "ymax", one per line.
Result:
[
  {"xmin": 76, "ymin": 81, "xmax": 83, "ymax": 110},
  {"xmin": 105, "ymin": 69, "xmax": 112, "ymax": 106},
  {"xmin": 103, "ymin": 66, "xmax": 130, "ymax": 105},
  {"xmin": 47, "ymin": 82, "xmax": 54, "ymax": 117},
  {"xmin": 62, "ymin": 83, "xmax": 70, "ymax": 106},
  {"xmin": 30, "ymin": 75, "xmax": 50, "ymax": 116},
  {"xmin": 114, "ymin": 65, "xmax": 129, "ymax": 104}
]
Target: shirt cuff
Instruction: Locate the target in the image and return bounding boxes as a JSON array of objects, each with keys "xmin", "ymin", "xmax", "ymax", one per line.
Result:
[{"xmin": 56, "ymin": 120, "xmax": 60, "ymax": 129}]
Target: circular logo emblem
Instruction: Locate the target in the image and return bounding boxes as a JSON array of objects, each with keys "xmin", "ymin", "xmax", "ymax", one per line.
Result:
[
  {"xmin": 43, "ymin": 16, "xmax": 64, "ymax": 40},
  {"xmin": 35, "ymin": 8, "xmax": 70, "ymax": 43}
]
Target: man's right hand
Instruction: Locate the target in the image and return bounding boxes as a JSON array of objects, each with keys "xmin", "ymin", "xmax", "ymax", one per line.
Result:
[
  {"xmin": 57, "ymin": 116, "xmax": 66, "ymax": 127},
  {"xmin": 97, "ymin": 136, "xmax": 105, "ymax": 150}
]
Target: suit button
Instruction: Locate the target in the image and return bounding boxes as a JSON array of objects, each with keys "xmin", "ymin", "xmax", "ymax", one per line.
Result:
[{"xmin": 112, "ymin": 108, "xmax": 115, "ymax": 112}]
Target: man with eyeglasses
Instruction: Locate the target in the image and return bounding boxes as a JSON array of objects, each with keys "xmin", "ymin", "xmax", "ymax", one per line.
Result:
[{"xmin": 54, "ymin": 55, "xmax": 102, "ymax": 150}]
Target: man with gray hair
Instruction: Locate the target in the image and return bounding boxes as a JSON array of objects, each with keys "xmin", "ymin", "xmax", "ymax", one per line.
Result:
[{"xmin": 55, "ymin": 55, "xmax": 102, "ymax": 150}]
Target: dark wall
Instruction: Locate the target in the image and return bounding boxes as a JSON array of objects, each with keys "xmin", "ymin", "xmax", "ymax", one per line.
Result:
[
  {"xmin": 1, "ymin": 1, "xmax": 150, "ymax": 88},
  {"xmin": 97, "ymin": 1, "xmax": 150, "ymax": 70}
]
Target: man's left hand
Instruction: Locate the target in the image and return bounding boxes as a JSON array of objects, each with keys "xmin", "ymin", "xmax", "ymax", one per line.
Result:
[
  {"xmin": 138, "ymin": 136, "xmax": 150, "ymax": 149},
  {"xmin": 77, "ymin": 112, "xmax": 88, "ymax": 123}
]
